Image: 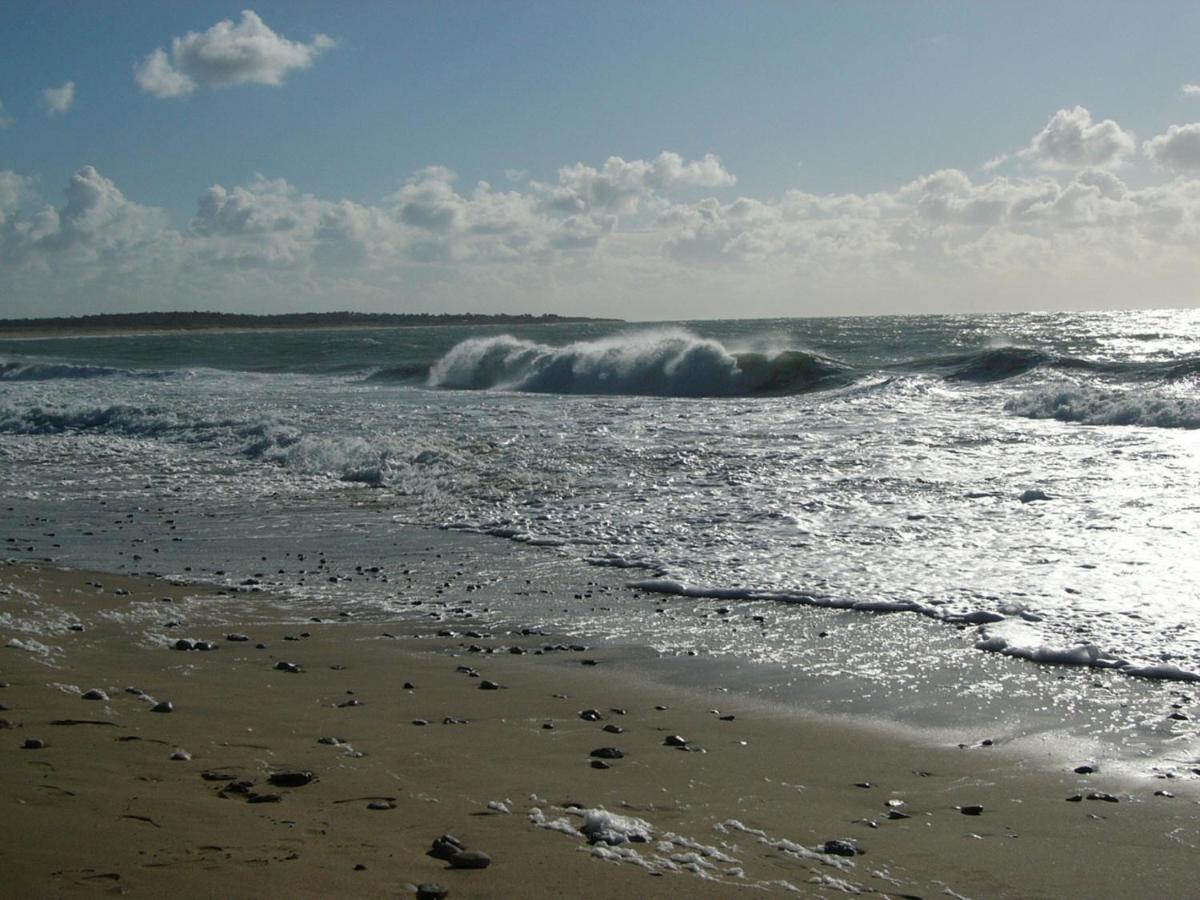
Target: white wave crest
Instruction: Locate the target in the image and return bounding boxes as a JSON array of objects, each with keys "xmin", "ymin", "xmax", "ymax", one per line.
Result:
[
  {"xmin": 1006, "ymin": 385, "xmax": 1200, "ymax": 429},
  {"xmin": 428, "ymin": 330, "xmax": 848, "ymax": 397}
]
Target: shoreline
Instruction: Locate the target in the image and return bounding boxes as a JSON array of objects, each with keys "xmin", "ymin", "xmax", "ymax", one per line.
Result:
[{"xmin": 2, "ymin": 558, "xmax": 1196, "ymax": 897}]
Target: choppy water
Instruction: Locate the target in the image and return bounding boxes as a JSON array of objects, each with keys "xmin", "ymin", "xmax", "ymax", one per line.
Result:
[{"xmin": 2, "ymin": 309, "xmax": 1200, "ymax": 695}]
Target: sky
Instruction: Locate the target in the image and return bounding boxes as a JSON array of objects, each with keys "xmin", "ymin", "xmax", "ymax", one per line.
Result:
[{"xmin": 4, "ymin": 2, "xmax": 1200, "ymax": 321}]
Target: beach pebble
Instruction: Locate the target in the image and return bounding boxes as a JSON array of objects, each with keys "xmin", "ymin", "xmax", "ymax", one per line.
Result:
[
  {"xmin": 226, "ymin": 633, "xmax": 250, "ymax": 642},
  {"xmin": 170, "ymin": 749, "xmax": 192, "ymax": 761},
  {"xmin": 602, "ymin": 724, "xmax": 624, "ymax": 734},
  {"xmin": 1168, "ymin": 712, "xmax": 1189, "ymax": 721},
  {"xmin": 151, "ymin": 701, "xmax": 173, "ymax": 713},
  {"xmin": 367, "ymin": 800, "xmax": 394, "ymax": 810},
  {"xmin": 542, "ymin": 722, "xmax": 555, "ymax": 730},
  {"xmin": 403, "ymin": 681, "xmax": 415, "ymax": 690},
  {"xmin": 1074, "ymin": 765, "xmax": 1097, "ymax": 774},
  {"xmin": 663, "ymin": 735, "xmax": 688, "ymax": 747},
  {"xmin": 22, "ymin": 738, "xmax": 46, "ymax": 750},
  {"xmin": 200, "ymin": 770, "xmax": 237, "ymax": 781},
  {"xmin": 578, "ymin": 709, "xmax": 603, "ymax": 721},
  {"xmin": 338, "ymin": 699, "xmax": 362, "ymax": 708},
  {"xmin": 194, "ymin": 640, "xmax": 218, "ymax": 651},
  {"xmin": 591, "ymin": 760, "xmax": 610, "ymax": 769},
  {"xmin": 591, "ymin": 747, "xmax": 624, "ymax": 759},
  {"xmin": 429, "ymin": 836, "xmax": 464, "ymax": 860},
  {"xmin": 443, "ymin": 716, "xmax": 468, "ymax": 725},
  {"xmin": 822, "ymin": 839, "xmax": 862, "ymax": 857},
  {"xmin": 1065, "ymin": 795, "xmax": 1083, "ymax": 802},
  {"xmin": 412, "ymin": 719, "xmax": 429, "ymax": 726},
  {"xmin": 247, "ymin": 793, "xmax": 282, "ymax": 804},
  {"xmin": 81, "ymin": 689, "xmax": 108, "ymax": 701},
  {"xmin": 269, "ymin": 771, "xmax": 315, "ymax": 788},
  {"xmin": 1155, "ymin": 790, "xmax": 1175, "ymax": 798},
  {"xmin": 719, "ymin": 714, "xmax": 736, "ymax": 721},
  {"xmin": 318, "ymin": 736, "xmax": 343, "ymax": 745},
  {"xmin": 416, "ymin": 884, "xmax": 449, "ymax": 900},
  {"xmin": 478, "ymin": 680, "xmax": 502, "ymax": 690},
  {"xmin": 960, "ymin": 805, "xmax": 984, "ymax": 816},
  {"xmin": 274, "ymin": 661, "xmax": 302, "ymax": 673},
  {"xmin": 173, "ymin": 639, "xmax": 194, "ymax": 651},
  {"xmin": 1086, "ymin": 792, "xmax": 1119, "ymax": 803},
  {"xmin": 449, "ymin": 850, "xmax": 491, "ymax": 869}
]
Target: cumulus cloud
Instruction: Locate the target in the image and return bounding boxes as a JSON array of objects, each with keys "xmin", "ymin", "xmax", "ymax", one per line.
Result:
[
  {"xmin": 1143, "ymin": 123, "xmax": 1200, "ymax": 172},
  {"xmin": 1182, "ymin": 84, "xmax": 1200, "ymax": 96},
  {"xmin": 1018, "ymin": 106, "xmax": 1136, "ymax": 170},
  {"xmin": 8, "ymin": 135, "xmax": 1200, "ymax": 319},
  {"xmin": 0, "ymin": 98, "xmax": 13, "ymax": 128},
  {"xmin": 42, "ymin": 81, "xmax": 75, "ymax": 114},
  {"xmin": 136, "ymin": 10, "xmax": 334, "ymax": 98}
]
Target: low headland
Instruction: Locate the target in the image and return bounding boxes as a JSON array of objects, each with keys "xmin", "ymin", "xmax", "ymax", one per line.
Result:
[{"xmin": 0, "ymin": 310, "xmax": 622, "ymax": 339}]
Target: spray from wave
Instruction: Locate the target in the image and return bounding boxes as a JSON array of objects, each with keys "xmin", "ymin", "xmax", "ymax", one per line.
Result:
[{"xmin": 427, "ymin": 330, "xmax": 853, "ymax": 397}]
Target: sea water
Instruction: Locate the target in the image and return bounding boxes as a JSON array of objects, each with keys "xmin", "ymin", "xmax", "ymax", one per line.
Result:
[{"xmin": 2, "ymin": 309, "xmax": 1199, "ymax": 765}]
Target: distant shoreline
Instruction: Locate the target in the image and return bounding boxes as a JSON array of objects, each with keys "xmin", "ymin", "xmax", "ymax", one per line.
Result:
[{"xmin": 0, "ymin": 310, "xmax": 622, "ymax": 339}]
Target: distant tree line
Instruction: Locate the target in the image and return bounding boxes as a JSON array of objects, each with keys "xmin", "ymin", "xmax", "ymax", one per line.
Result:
[{"xmin": 0, "ymin": 310, "xmax": 620, "ymax": 334}]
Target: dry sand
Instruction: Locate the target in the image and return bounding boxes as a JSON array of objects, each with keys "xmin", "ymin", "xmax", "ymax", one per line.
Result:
[{"xmin": 1, "ymin": 559, "xmax": 1196, "ymax": 898}]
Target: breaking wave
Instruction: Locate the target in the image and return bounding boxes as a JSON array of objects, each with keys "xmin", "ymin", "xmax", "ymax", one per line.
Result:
[
  {"xmin": 427, "ymin": 331, "xmax": 854, "ymax": 397},
  {"xmin": 1005, "ymin": 385, "xmax": 1200, "ymax": 429}
]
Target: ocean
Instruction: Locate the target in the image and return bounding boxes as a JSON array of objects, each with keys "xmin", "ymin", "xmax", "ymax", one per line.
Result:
[{"xmin": 3, "ymin": 309, "xmax": 1199, "ymax": 767}]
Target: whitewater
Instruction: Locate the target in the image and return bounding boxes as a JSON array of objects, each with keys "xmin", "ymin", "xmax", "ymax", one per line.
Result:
[{"xmin": 2, "ymin": 308, "xmax": 1200, "ymax": 759}]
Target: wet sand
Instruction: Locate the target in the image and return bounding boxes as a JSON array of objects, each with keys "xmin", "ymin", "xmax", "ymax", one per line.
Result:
[{"xmin": 1, "ymin": 559, "xmax": 1196, "ymax": 898}]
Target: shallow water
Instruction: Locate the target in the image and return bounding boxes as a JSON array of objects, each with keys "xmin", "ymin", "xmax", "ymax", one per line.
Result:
[{"xmin": 2, "ymin": 309, "xmax": 1199, "ymax": 765}]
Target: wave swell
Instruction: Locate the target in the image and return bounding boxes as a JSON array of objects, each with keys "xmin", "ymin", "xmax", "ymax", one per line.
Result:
[
  {"xmin": 1006, "ymin": 385, "xmax": 1200, "ymax": 429},
  {"xmin": 428, "ymin": 331, "xmax": 853, "ymax": 397}
]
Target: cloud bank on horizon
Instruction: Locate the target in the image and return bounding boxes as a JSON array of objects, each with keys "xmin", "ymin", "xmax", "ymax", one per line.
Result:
[{"xmin": 4, "ymin": 6, "xmax": 1200, "ymax": 320}]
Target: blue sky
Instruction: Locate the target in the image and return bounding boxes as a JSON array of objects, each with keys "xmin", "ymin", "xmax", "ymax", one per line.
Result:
[{"xmin": 4, "ymin": 2, "xmax": 1200, "ymax": 319}]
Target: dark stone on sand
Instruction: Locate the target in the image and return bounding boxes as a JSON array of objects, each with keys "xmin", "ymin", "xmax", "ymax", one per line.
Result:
[
  {"xmin": 194, "ymin": 641, "xmax": 218, "ymax": 651},
  {"xmin": 719, "ymin": 714, "xmax": 735, "ymax": 721},
  {"xmin": 173, "ymin": 639, "xmax": 194, "ymax": 651},
  {"xmin": 960, "ymin": 805, "xmax": 984, "ymax": 816},
  {"xmin": 1066, "ymin": 794, "xmax": 1083, "ymax": 802},
  {"xmin": 602, "ymin": 724, "xmax": 624, "ymax": 734},
  {"xmin": 404, "ymin": 682, "xmax": 415, "ymax": 690},
  {"xmin": 1086, "ymin": 792, "xmax": 1119, "ymax": 803},
  {"xmin": 201, "ymin": 770, "xmax": 238, "ymax": 781},
  {"xmin": 663, "ymin": 735, "xmax": 688, "ymax": 747},
  {"xmin": 268, "ymin": 771, "xmax": 315, "ymax": 788},
  {"xmin": 416, "ymin": 884, "xmax": 449, "ymax": 900},
  {"xmin": 886, "ymin": 810, "xmax": 911, "ymax": 820},
  {"xmin": 22, "ymin": 738, "xmax": 46, "ymax": 749},
  {"xmin": 654, "ymin": 705, "xmax": 669, "ymax": 711},
  {"xmin": 247, "ymin": 793, "xmax": 282, "ymax": 803},
  {"xmin": 822, "ymin": 839, "xmax": 862, "ymax": 857},
  {"xmin": 1155, "ymin": 790, "xmax": 1175, "ymax": 798},
  {"xmin": 274, "ymin": 661, "xmax": 302, "ymax": 673},
  {"xmin": 854, "ymin": 782, "xmax": 873, "ymax": 789},
  {"xmin": 338, "ymin": 699, "xmax": 362, "ymax": 708},
  {"xmin": 125, "ymin": 687, "xmax": 145, "ymax": 696},
  {"xmin": 151, "ymin": 701, "xmax": 173, "ymax": 713},
  {"xmin": 449, "ymin": 850, "xmax": 491, "ymax": 869},
  {"xmin": 413, "ymin": 719, "xmax": 429, "ymax": 726},
  {"xmin": 1074, "ymin": 765, "xmax": 1096, "ymax": 774},
  {"xmin": 226, "ymin": 633, "xmax": 249, "ymax": 642},
  {"xmin": 479, "ymin": 680, "xmax": 502, "ymax": 690},
  {"xmin": 578, "ymin": 709, "xmax": 603, "ymax": 721},
  {"xmin": 69, "ymin": 624, "xmax": 84, "ymax": 632},
  {"xmin": 509, "ymin": 647, "xmax": 525, "ymax": 655},
  {"xmin": 429, "ymin": 836, "xmax": 463, "ymax": 860},
  {"xmin": 1168, "ymin": 711, "xmax": 1189, "ymax": 721},
  {"xmin": 443, "ymin": 717, "xmax": 468, "ymax": 725},
  {"xmin": 81, "ymin": 689, "xmax": 108, "ymax": 701},
  {"xmin": 542, "ymin": 723, "xmax": 555, "ymax": 730},
  {"xmin": 591, "ymin": 747, "xmax": 624, "ymax": 759},
  {"xmin": 581, "ymin": 659, "xmax": 599, "ymax": 666},
  {"xmin": 367, "ymin": 800, "xmax": 394, "ymax": 810},
  {"xmin": 591, "ymin": 760, "xmax": 610, "ymax": 769}
]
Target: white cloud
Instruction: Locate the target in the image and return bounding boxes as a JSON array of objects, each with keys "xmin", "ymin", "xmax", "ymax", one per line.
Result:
[
  {"xmin": 8, "ymin": 137, "xmax": 1200, "ymax": 319},
  {"xmin": 1144, "ymin": 123, "xmax": 1200, "ymax": 172},
  {"xmin": 0, "ymin": 98, "xmax": 13, "ymax": 128},
  {"xmin": 136, "ymin": 10, "xmax": 334, "ymax": 98},
  {"xmin": 42, "ymin": 81, "xmax": 75, "ymax": 115},
  {"xmin": 1018, "ymin": 106, "xmax": 1136, "ymax": 170},
  {"xmin": 1182, "ymin": 84, "xmax": 1200, "ymax": 96}
]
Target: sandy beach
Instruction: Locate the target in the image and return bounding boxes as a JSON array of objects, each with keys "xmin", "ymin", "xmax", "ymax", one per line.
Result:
[{"xmin": 1, "ymin": 557, "xmax": 1195, "ymax": 899}]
